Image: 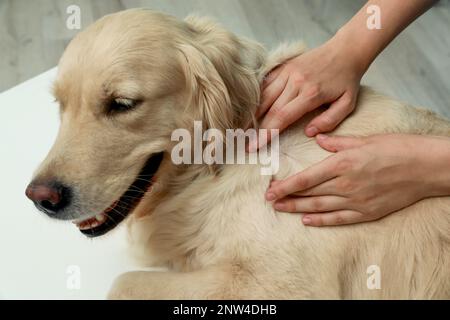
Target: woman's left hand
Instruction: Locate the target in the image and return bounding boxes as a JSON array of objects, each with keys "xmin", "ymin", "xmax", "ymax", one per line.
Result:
[{"xmin": 266, "ymin": 133, "xmax": 447, "ymax": 227}]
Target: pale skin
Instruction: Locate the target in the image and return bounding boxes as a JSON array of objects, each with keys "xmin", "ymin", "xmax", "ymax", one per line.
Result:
[
  {"xmin": 267, "ymin": 134, "xmax": 450, "ymax": 226},
  {"xmin": 259, "ymin": 0, "xmax": 449, "ymax": 226}
]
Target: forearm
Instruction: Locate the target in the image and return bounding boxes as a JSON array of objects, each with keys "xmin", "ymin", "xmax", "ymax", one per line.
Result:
[{"xmin": 333, "ymin": 0, "xmax": 437, "ymax": 73}]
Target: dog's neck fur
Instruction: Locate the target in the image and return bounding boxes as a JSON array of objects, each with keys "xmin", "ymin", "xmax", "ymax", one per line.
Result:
[{"xmin": 127, "ymin": 25, "xmax": 307, "ymax": 270}]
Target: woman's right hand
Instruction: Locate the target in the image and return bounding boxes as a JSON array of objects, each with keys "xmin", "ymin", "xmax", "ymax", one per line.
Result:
[
  {"xmin": 255, "ymin": 34, "xmax": 367, "ymax": 147},
  {"xmin": 252, "ymin": 0, "xmax": 437, "ymax": 152}
]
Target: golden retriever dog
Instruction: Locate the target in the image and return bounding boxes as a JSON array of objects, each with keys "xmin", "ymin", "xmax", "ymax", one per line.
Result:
[{"xmin": 25, "ymin": 9, "xmax": 450, "ymax": 299}]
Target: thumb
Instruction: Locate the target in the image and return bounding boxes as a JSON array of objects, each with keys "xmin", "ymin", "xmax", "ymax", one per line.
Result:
[{"xmin": 316, "ymin": 134, "xmax": 366, "ymax": 152}]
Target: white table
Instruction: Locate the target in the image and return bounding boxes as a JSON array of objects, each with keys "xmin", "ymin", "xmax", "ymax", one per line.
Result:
[{"xmin": 0, "ymin": 69, "xmax": 136, "ymax": 299}]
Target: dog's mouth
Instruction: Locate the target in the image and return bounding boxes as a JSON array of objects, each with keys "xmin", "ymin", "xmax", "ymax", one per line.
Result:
[{"xmin": 73, "ymin": 152, "xmax": 164, "ymax": 238}]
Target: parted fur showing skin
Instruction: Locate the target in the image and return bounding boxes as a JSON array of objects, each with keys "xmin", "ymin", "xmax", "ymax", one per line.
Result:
[{"xmin": 42, "ymin": 9, "xmax": 450, "ymax": 299}]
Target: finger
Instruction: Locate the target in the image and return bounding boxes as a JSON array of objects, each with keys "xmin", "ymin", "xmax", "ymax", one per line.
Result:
[
  {"xmin": 256, "ymin": 72, "xmax": 289, "ymax": 118},
  {"xmin": 251, "ymin": 81, "xmax": 299, "ymax": 151},
  {"xmin": 316, "ymin": 134, "xmax": 367, "ymax": 153},
  {"xmin": 291, "ymin": 178, "xmax": 339, "ymax": 197},
  {"xmin": 265, "ymin": 155, "xmax": 339, "ymax": 200},
  {"xmin": 257, "ymin": 93, "xmax": 322, "ymax": 150},
  {"xmin": 305, "ymin": 91, "xmax": 356, "ymax": 136},
  {"xmin": 269, "ymin": 179, "xmax": 281, "ymax": 189},
  {"xmin": 274, "ymin": 196, "xmax": 348, "ymax": 213},
  {"xmin": 247, "ymin": 127, "xmax": 279, "ymax": 153},
  {"xmin": 262, "ymin": 65, "xmax": 284, "ymax": 89},
  {"xmin": 259, "ymin": 91, "xmax": 322, "ymax": 132},
  {"xmin": 270, "ymin": 79, "xmax": 300, "ymax": 117},
  {"xmin": 302, "ymin": 210, "xmax": 366, "ymax": 227}
]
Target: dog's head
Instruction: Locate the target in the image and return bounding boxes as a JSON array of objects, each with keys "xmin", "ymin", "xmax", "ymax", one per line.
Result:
[{"xmin": 25, "ymin": 9, "xmax": 264, "ymax": 237}]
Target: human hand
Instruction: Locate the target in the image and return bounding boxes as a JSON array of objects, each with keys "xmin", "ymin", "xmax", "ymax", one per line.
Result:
[
  {"xmin": 253, "ymin": 36, "xmax": 366, "ymax": 151},
  {"xmin": 252, "ymin": 0, "xmax": 436, "ymax": 152},
  {"xmin": 266, "ymin": 134, "xmax": 449, "ymax": 226}
]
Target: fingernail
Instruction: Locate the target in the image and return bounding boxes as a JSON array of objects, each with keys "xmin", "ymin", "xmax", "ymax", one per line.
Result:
[
  {"xmin": 316, "ymin": 134, "xmax": 328, "ymax": 141},
  {"xmin": 302, "ymin": 216, "xmax": 312, "ymax": 225},
  {"xmin": 265, "ymin": 192, "xmax": 276, "ymax": 201},
  {"xmin": 306, "ymin": 126, "xmax": 318, "ymax": 137},
  {"xmin": 274, "ymin": 202, "xmax": 285, "ymax": 211}
]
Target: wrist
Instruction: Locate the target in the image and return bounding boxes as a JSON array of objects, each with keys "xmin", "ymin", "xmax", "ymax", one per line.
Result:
[
  {"xmin": 417, "ymin": 136, "xmax": 450, "ymax": 198},
  {"xmin": 330, "ymin": 26, "xmax": 376, "ymax": 76}
]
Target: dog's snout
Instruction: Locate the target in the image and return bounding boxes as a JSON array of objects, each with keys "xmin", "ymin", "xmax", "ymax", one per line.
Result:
[{"xmin": 25, "ymin": 181, "xmax": 71, "ymax": 216}]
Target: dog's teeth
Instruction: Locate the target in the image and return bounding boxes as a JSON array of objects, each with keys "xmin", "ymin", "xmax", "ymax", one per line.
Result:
[{"xmin": 96, "ymin": 214, "xmax": 106, "ymax": 222}]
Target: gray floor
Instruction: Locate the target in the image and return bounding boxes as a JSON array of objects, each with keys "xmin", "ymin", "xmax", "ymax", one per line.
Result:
[{"xmin": 1, "ymin": 0, "xmax": 449, "ymax": 116}]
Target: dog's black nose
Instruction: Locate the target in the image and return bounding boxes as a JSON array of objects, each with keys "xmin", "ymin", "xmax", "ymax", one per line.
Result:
[{"xmin": 25, "ymin": 181, "xmax": 71, "ymax": 216}]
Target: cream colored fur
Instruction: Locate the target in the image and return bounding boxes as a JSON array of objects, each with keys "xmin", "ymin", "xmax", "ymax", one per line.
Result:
[{"xmin": 39, "ymin": 9, "xmax": 450, "ymax": 299}]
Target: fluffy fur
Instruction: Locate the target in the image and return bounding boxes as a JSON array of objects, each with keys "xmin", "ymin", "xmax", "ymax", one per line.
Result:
[{"xmin": 35, "ymin": 9, "xmax": 450, "ymax": 299}]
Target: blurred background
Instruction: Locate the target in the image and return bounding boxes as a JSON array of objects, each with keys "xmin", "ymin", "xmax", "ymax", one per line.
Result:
[{"xmin": 1, "ymin": 0, "xmax": 449, "ymax": 116}]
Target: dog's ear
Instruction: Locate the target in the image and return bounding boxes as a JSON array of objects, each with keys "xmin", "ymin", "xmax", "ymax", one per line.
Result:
[
  {"xmin": 180, "ymin": 15, "xmax": 264, "ymax": 131},
  {"xmin": 177, "ymin": 43, "xmax": 234, "ymax": 133}
]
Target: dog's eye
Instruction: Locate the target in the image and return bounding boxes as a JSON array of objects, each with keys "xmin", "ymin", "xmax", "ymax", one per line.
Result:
[{"xmin": 108, "ymin": 98, "xmax": 140, "ymax": 114}]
